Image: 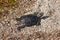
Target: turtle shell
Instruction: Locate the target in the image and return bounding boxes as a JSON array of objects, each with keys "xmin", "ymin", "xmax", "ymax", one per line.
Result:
[{"xmin": 16, "ymin": 14, "xmax": 40, "ymax": 26}]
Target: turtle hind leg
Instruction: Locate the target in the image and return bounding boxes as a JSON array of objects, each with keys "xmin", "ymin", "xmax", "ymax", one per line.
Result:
[{"xmin": 17, "ymin": 25, "xmax": 25, "ymax": 31}]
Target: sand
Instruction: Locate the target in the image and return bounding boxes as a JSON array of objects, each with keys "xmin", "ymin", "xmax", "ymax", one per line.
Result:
[{"xmin": 0, "ymin": 0, "xmax": 60, "ymax": 40}]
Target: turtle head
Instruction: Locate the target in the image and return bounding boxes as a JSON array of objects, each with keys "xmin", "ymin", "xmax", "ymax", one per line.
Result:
[
  {"xmin": 34, "ymin": 12, "xmax": 44, "ymax": 17},
  {"xmin": 37, "ymin": 12, "xmax": 44, "ymax": 17},
  {"xmin": 34, "ymin": 12, "xmax": 49, "ymax": 19},
  {"xmin": 38, "ymin": 12, "xmax": 49, "ymax": 19}
]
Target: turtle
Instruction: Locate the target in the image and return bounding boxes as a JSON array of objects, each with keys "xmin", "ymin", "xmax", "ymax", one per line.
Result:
[{"xmin": 16, "ymin": 12, "xmax": 49, "ymax": 31}]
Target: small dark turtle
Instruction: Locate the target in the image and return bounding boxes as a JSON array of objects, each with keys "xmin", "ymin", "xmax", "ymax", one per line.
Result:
[{"xmin": 16, "ymin": 12, "xmax": 49, "ymax": 31}]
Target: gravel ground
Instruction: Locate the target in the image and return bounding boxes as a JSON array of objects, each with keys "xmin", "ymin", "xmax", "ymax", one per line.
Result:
[{"xmin": 0, "ymin": 0, "xmax": 60, "ymax": 40}]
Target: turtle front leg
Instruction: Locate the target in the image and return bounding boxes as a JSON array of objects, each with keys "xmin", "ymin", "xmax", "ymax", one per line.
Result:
[{"xmin": 36, "ymin": 19, "xmax": 41, "ymax": 26}]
